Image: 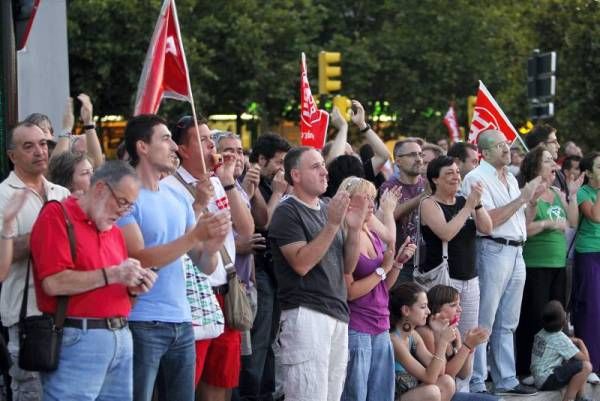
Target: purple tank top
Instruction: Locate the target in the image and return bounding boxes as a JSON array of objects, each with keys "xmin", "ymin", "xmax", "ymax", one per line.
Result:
[{"xmin": 348, "ymin": 231, "xmax": 391, "ymax": 334}]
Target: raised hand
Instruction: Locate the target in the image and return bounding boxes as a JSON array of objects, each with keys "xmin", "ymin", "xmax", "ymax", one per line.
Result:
[
  {"xmin": 236, "ymin": 233, "xmax": 267, "ymax": 255},
  {"xmin": 77, "ymin": 93, "xmax": 94, "ymax": 126},
  {"xmin": 327, "ymin": 191, "xmax": 351, "ymax": 227},
  {"xmin": 345, "ymin": 194, "xmax": 369, "ymax": 230},
  {"xmin": 241, "ymin": 164, "xmax": 261, "ymax": 199},
  {"xmin": 395, "ymin": 236, "xmax": 416, "ymax": 265},
  {"xmin": 2, "ymin": 189, "xmax": 30, "ymax": 232},
  {"xmin": 215, "ymin": 153, "xmax": 236, "ymax": 185},
  {"xmin": 62, "ymin": 97, "xmax": 74, "ymax": 131},
  {"xmin": 349, "ymin": 100, "xmax": 367, "ymax": 130},
  {"xmin": 202, "ymin": 210, "xmax": 232, "ymax": 254},
  {"xmin": 330, "ymin": 106, "xmax": 347, "ymax": 130},
  {"xmin": 192, "ymin": 210, "xmax": 231, "ymax": 243},
  {"xmin": 464, "ymin": 327, "xmax": 490, "ymax": 349},
  {"xmin": 379, "ymin": 186, "xmax": 402, "ymax": 215},
  {"xmin": 466, "ymin": 181, "xmax": 484, "ymax": 210},
  {"xmin": 567, "ymin": 173, "xmax": 584, "ymax": 197},
  {"xmin": 192, "ymin": 176, "xmax": 214, "ymax": 212},
  {"xmin": 272, "ymin": 170, "xmax": 288, "ymax": 195},
  {"xmin": 521, "ymin": 176, "xmax": 545, "ymax": 203}
]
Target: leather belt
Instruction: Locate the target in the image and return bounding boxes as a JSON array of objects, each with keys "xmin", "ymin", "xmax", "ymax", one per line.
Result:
[
  {"xmin": 480, "ymin": 236, "xmax": 524, "ymax": 247},
  {"xmin": 212, "ymin": 284, "xmax": 229, "ymax": 295},
  {"xmin": 64, "ymin": 317, "xmax": 128, "ymax": 330}
]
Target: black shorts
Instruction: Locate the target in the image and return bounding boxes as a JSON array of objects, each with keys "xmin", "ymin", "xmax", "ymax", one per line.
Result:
[{"xmin": 540, "ymin": 358, "xmax": 584, "ymax": 391}]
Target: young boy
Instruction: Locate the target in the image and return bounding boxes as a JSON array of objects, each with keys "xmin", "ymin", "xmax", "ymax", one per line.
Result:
[{"xmin": 531, "ymin": 301, "xmax": 595, "ymax": 401}]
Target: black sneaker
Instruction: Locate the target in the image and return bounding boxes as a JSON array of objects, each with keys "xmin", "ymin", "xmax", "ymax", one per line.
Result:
[{"xmin": 494, "ymin": 384, "xmax": 538, "ymax": 396}]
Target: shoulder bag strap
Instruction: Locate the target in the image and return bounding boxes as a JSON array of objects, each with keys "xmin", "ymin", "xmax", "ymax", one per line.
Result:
[{"xmin": 20, "ymin": 201, "xmax": 71, "ymax": 328}]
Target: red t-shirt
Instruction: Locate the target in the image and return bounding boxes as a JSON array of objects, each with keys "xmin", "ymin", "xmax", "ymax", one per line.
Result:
[{"xmin": 30, "ymin": 196, "xmax": 131, "ymax": 318}]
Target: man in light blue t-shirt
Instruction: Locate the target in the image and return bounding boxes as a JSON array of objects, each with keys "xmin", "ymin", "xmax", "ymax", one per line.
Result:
[{"xmin": 117, "ymin": 115, "xmax": 231, "ymax": 401}]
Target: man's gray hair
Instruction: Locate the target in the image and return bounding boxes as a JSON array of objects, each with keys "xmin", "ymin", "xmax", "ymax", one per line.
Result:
[
  {"xmin": 91, "ymin": 160, "xmax": 139, "ymax": 186},
  {"xmin": 212, "ymin": 130, "xmax": 240, "ymax": 150}
]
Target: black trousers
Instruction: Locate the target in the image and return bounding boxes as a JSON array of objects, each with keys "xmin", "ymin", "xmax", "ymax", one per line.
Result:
[{"xmin": 515, "ymin": 267, "xmax": 566, "ymax": 376}]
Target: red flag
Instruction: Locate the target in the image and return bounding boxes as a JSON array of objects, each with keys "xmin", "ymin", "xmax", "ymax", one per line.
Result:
[
  {"xmin": 468, "ymin": 81, "xmax": 518, "ymax": 145},
  {"xmin": 443, "ymin": 105, "xmax": 460, "ymax": 143},
  {"xmin": 134, "ymin": 0, "xmax": 191, "ymax": 115},
  {"xmin": 300, "ymin": 53, "xmax": 329, "ymax": 149}
]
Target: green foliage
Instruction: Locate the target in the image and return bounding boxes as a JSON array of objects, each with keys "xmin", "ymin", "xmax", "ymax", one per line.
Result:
[{"xmin": 67, "ymin": 0, "xmax": 600, "ymax": 148}]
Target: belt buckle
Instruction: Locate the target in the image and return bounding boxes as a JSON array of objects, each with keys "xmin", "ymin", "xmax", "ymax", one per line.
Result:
[{"xmin": 106, "ymin": 317, "xmax": 122, "ymax": 331}]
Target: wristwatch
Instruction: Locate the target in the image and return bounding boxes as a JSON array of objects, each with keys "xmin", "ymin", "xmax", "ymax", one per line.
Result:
[{"xmin": 375, "ymin": 267, "xmax": 387, "ymax": 281}]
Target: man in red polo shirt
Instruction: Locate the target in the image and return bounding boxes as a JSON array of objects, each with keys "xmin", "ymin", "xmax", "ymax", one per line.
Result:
[{"xmin": 29, "ymin": 160, "xmax": 157, "ymax": 400}]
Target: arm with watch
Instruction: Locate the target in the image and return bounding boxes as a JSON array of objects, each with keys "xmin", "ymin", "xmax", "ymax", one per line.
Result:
[
  {"xmin": 216, "ymin": 155, "xmax": 254, "ymax": 237},
  {"xmin": 350, "ymin": 100, "xmax": 390, "ymax": 175}
]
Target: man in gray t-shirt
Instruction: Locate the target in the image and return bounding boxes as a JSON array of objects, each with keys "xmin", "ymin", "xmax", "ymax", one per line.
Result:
[{"xmin": 269, "ymin": 147, "xmax": 365, "ymax": 401}]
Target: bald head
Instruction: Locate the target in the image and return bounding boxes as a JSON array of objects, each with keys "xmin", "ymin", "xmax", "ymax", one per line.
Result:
[{"xmin": 477, "ymin": 130, "xmax": 504, "ymax": 151}]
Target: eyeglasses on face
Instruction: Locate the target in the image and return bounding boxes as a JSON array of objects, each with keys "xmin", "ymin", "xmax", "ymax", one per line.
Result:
[
  {"xmin": 485, "ymin": 141, "xmax": 509, "ymax": 151},
  {"xmin": 105, "ymin": 182, "xmax": 134, "ymax": 212},
  {"xmin": 396, "ymin": 151, "xmax": 424, "ymax": 159}
]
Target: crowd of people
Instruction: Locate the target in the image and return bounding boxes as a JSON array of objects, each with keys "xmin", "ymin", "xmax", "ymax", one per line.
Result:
[{"xmin": 0, "ymin": 95, "xmax": 598, "ymax": 401}]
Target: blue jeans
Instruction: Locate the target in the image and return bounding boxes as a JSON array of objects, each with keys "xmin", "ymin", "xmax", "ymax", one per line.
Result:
[
  {"xmin": 341, "ymin": 329, "xmax": 394, "ymax": 401},
  {"xmin": 129, "ymin": 321, "xmax": 195, "ymax": 401},
  {"xmin": 452, "ymin": 391, "xmax": 500, "ymax": 401},
  {"xmin": 470, "ymin": 239, "xmax": 525, "ymax": 392},
  {"xmin": 41, "ymin": 326, "xmax": 133, "ymax": 401}
]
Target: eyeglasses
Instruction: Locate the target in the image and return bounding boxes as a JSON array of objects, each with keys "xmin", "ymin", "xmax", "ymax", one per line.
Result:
[
  {"xmin": 105, "ymin": 182, "xmax": 134, "ymax": 212},
  {"xmin": 396, "ymin": 151, "xmax": 424, "ymax": 159},
  {"xmin": 484, "ymin": 141, "xmax": 509, "ymax": 151}
]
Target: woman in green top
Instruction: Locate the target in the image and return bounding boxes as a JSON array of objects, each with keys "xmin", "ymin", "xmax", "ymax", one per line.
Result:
[
  {"xmin": 515, "ymin": 147, "xmax": 581, "ymax": 376},
  {"xmin": 572, "ymin": 151, "xmax": 600, "ymax": 372}
]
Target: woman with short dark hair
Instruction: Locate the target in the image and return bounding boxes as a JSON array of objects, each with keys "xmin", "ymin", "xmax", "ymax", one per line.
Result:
[{"xmin": 419, "ymin": 156, "xmax": 492, "ymax": 346}]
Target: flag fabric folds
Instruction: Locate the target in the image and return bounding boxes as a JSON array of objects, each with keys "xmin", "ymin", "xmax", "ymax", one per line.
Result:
[
  {"xmin": 468, "ymin": 81, "xmax": 518, "ymax": 145},
  {"xmin": 300, "ymin": 52, "xmax": 329, "ymax": 149},
  {"xmin": 443, "ymin": 105, "xmax": 460, "ymax": 143},
  {"xmin": 134, "ymin": 0, "xmax": 191, "ymax": 115}
]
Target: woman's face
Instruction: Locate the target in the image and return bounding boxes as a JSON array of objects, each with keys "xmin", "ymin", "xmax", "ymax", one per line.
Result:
[
  {"xmin": 433, "ymin": 163, "xmax": 461, "ymax": 194},
  {"xmin": 72, "ymin": 159, "xmax": 93, "ymax": 193},
  {"xmin": 538, "ymin": 150, "xmax": 557, "ymax": 184},
  {"xmin": 405, "ymin": 292, "xmax": 430, "ymax": 327},
  {"xmin": 437, "ymin": 295, "xmax": 462, "ymax": 323},
  {"xmin": 587, "ymin": 156, "xmax": 600, "ymax": 185}
]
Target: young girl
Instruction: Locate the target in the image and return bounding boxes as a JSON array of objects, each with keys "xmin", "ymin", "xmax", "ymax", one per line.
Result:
[
  {"xmin": 389, "ymin": 282, "xmax": 456, "ymax": 401},
  {"xmin": 416, "ymin": 285, "xmax": 497, "ymax": 401},
  {"xmin": 531, "ymin": 301, "xmax": 595, "ymax": 401}
]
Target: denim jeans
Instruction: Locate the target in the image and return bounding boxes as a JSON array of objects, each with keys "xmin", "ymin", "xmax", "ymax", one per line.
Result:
[
  {"xmin": 6, "ymin": 325, "xmax": 42, "ymax": 401},
  {"xmin": 41, "ymin": 326, "xmax": 132, "ymax": 401},
  {"xmin": 129, "ymin": 321, "xmax": 195, "ymax": 401},
  {"xmin": 235, "ymin": 270, "xmax": 278, "ymax": 401},
  {"xmin": 341, "ymin": 329, "xmax": 394, "ymax": 401},
  {"xmin": 470, "ymin": 239, "xmax": 525, "ymax": 392}
]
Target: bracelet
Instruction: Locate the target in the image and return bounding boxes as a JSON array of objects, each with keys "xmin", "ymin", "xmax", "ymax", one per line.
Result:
[
  {"xmin": 58, "ymin": 130, "xmax": 72, "ymax": 138},
  {"xmin": 474, "ymin": 204, "xmax": 482, "ymax": 210},
  {"xmin": 127, "ymin": 289, "xmax": 138, "ymax": 298},
  {"xmin": 223, "ymin": 184, "xmax": 235, "ymax": 191},
  {"xmin": 432, "ymin": 353, "xmax": 445, "ymax": 362},
  {"xmin": 83, "ymin": 124, "xmax": 95, "ymax": 131},
  {"xmin": 359, "ymin": 124, "xmax": 371, "ymax": 133},
  {"xmin": 101, "ymin": 268, "xmax": 109, "ymax": 286},
  {"xmin": 0, "ymin": 231, "xmax": 16, "ymax": 240}
]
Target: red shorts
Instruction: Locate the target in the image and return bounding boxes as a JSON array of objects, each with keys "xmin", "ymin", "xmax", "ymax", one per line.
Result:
[{"xmin": 194, "ymin": 293, "xmax": 241, "ymax": 388}]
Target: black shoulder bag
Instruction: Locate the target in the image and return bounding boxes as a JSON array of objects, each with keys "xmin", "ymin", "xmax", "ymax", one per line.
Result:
[{"xmin": 18, "ymin": 200, "xmax": 73, "ymax": 372}]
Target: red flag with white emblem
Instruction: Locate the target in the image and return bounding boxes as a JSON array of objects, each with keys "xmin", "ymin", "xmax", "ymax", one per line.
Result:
[
  {"xmin": 134, "ymin": 0, "xmax": 191, "ymax": 115},
  {"xmin": 443, "ymin": 105, "xmax": 460, "ymax": 143},
  {"xmin": 468, "ymin": 81, "xmax": 518, "ymax": 145},
  {"xmin": 300, "ymin": 53, "xmax": 329, "ymax": 149}
]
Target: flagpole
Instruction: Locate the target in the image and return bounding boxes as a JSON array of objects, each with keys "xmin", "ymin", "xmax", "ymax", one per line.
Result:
[
  {"xmin": 513, "ymin": 133, "xmax": 529, "ymax": 152},
  {"xmin": 170, "ymin": 0, "xmax": 207, "ymax": 175}
]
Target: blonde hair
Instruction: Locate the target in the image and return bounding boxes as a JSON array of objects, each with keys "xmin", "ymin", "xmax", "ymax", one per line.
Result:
[{"xmin": 337, "ymin": 176, "xmax": 376, "ymax": 200}]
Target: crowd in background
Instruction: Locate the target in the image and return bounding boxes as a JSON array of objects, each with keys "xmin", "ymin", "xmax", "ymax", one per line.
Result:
[{"xmin": 0, "ymin": 95, "xmax": 599, "ymax": 401}]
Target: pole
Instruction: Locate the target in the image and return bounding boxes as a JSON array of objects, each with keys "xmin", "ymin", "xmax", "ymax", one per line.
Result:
[
  {"xmin": 1, "ymin": 0, "xmax": 18, "ymax": 179},
  {"xmin": 170, "ymin": 0, "xmax": 206, "ymax": 175}
]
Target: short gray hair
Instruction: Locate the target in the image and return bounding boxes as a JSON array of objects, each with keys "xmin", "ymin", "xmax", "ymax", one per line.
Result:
[
  {"xmin": 212, "ymin": 130, "xmax": 240, "ymax": 151},
  {"xmin": 91, "ymin": 160, "xmax": 139, "ymax": 186}
]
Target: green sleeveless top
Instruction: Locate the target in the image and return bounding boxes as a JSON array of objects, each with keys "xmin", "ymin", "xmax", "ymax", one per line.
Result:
[{"xmin": 523, "ymin": 189, "xmax": 567, "ymax": 268}]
